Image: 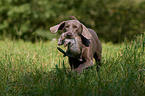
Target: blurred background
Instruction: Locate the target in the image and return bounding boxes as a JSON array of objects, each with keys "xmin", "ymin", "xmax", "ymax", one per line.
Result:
[{"xmin": 0, "ymin": 0, "xmax": 144, "ymax": 43}]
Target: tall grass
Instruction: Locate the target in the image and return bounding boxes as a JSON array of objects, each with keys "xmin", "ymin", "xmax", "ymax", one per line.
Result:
[{"xmin": 0, "ymin": 34, "xmax": 144, "ymax": 96}]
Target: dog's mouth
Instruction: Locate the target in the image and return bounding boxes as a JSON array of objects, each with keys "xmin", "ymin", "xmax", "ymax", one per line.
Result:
[
  {"xmin": 58, "ymin": 39, "xmax": 75, "ymax": 47},
  {"xmin": 64, "ymin": 39, "xmax": 73, "ymax": 47}
]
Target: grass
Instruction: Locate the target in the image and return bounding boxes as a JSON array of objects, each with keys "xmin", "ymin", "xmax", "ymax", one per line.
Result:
[{"xmin": 0, "ymin": 34, "xmax": 144, "ymax": 96}]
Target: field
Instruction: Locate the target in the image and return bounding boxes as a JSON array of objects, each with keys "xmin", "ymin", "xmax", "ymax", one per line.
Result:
[{"xmin": 0, "ymin": 34, "xmax": 144, "ymax": 96}]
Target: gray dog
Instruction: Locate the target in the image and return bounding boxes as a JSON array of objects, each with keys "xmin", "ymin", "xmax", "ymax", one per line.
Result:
[{"xmin": 50, "ymin": 16, "xmax": 102, "ymax": 73}]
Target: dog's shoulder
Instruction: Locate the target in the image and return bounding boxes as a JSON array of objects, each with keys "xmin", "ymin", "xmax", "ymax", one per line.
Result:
[{"xmin": 87, "ymin": 28, "xmax": 99, "ymax": 38}]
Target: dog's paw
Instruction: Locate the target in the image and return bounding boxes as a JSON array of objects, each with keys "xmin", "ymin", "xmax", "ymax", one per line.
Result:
[{"xmin": 75, "ymin": 65, "xmax": 84, "ymax": 74}]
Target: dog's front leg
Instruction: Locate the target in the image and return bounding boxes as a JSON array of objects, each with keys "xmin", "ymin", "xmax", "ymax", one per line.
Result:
[
  {"xmin": 75, "ymin": 59, "xmax": 93, "ymax": 74},
  {"xmin": 75, "ymin": 47, "xmax": 93, "ymax": 73}
]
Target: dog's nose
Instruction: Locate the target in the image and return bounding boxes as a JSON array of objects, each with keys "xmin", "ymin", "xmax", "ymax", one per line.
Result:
[{"xmin": 67, "ymin": 33, "xmax": 72, "ymax": 36}]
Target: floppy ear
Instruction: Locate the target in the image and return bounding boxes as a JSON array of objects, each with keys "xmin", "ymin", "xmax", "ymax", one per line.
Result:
[
  {"xmin": 50, "ymin": 21, "xmax": 65, "ymax": 33},
  {"xmin": 81, "ymin": 24, "xmax": 91, "ymax": 40},
  {"xmin": 80, "ymin": 24, "xmax": 92, "ymax": 47},
  {"xmin": 81, "ymin": 34, "xmax": 90, "ymax": 47}
]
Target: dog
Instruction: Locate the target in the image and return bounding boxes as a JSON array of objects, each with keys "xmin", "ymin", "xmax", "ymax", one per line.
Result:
[{"xmin": 50, "ymin": 16, "xmax": 102, "ymax": 73}]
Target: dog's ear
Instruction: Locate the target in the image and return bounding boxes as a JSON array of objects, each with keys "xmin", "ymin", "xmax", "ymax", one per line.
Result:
[
  {"xmin": 81, "ymin": 34, "xmax": 90, "ymax": 47},
  {"xmin": 80, "ymin": 24, "xmax": 91, "ymax": 47},
  {"xmin": 50, "ymin": 21, "xmax": 65, "ymax": 33}
]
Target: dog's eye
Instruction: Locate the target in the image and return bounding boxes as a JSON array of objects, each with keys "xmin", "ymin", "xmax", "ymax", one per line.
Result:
[
  {"xmin": 73, "ymin": 25, "xmax": 77, "ymax": 28},
  {"xmin": 65, "ymin": 25, "xmax": 69, "ymax": 28}
]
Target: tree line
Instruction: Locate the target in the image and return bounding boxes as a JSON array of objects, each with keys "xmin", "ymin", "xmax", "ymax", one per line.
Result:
[{"xmin": 0, "ymin": 0, "xmax": 144, "ymax": 43}]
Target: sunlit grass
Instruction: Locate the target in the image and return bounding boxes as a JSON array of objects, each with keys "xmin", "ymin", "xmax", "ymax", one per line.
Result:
[{"xmin": 0, "ymin": 34, "xmax": 144, "ymax": 96}]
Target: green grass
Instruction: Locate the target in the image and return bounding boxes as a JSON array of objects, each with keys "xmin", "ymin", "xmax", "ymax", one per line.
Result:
[{"xmin": 0, "ymin": 34, "xmax": 144, "ymax": 96}]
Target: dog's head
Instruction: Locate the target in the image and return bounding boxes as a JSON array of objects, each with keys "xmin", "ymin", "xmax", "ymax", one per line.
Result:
[{"xmin": 50, "ymin": 18, "xmax": 91, "ymax": 47}]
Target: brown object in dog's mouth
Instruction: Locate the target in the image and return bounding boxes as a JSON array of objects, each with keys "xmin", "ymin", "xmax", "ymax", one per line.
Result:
[{"xmin": 63, "ymin": 39, "xmax": 75, "ymax": 47}]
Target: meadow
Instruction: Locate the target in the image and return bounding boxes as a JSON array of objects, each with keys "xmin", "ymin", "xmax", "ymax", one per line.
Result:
[{"xmin": 0, "ymin": 34, "xmax": 144, "ymax": 96}]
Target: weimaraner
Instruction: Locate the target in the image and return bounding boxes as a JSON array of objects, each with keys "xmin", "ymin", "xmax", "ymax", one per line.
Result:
[{"xmin": 50, "ymin": 16, "xmax": 102, "ymax": 73}]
